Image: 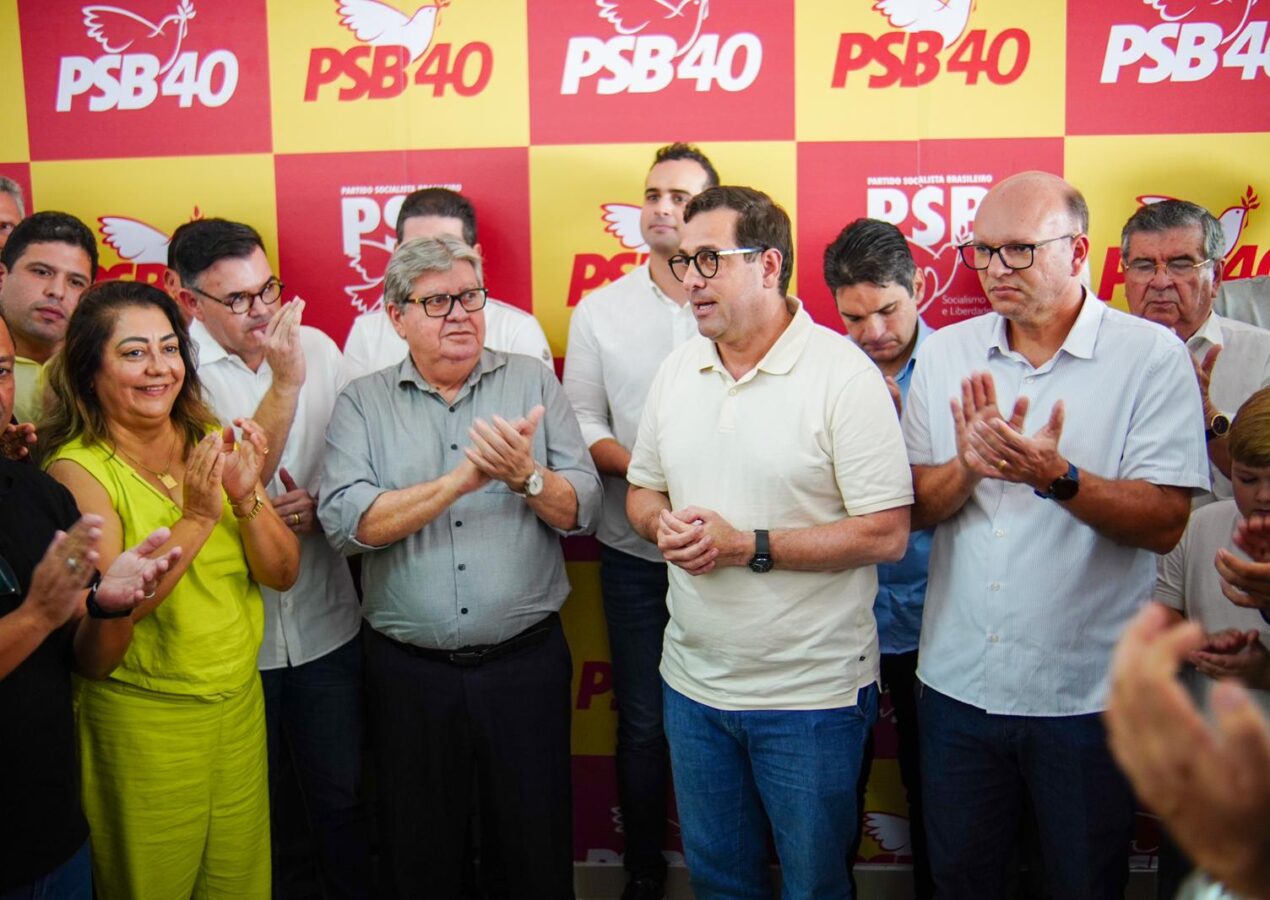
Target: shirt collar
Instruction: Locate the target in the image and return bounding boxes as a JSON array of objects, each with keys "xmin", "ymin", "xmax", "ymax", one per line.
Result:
[
  {"xmin": 690, "ymin": 297, "xmax": 812, "ymax": 378},
  {"xmin": 989, "ymin": 287, "xmax": 1105, "ymax": 362},
  {"xmin": 396, "ymin": 348, "xmax": 507, "ymax": 399},
  {"xmin": 188, "ymin": 318, "xmax": 230, "ymax": 366},
  {"xmin": 1187, "ymin": 310, "xmax": 1223, "ymax": 352}
]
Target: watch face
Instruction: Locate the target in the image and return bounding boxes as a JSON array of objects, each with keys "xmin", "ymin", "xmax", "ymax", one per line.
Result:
[
  {"xmin": 523, "ymin": 470, "xmax": 545, "ymax": 497},
  {"xmin": 1050, "ymin": 477, "xmax": 1079, "ymax": 501},
  {"xmin": 1211, "ymin": 414, "xmax": 1231, "ymax": 436},
  {"xmin": 748, "ymin": 556, "xmax": 773, "ymax": 573}
]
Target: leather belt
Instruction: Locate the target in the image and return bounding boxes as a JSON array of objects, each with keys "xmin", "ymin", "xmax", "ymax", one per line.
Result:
[{"xmin": 381, "ymin": 612, "xmax": 557, "ymax": 668}]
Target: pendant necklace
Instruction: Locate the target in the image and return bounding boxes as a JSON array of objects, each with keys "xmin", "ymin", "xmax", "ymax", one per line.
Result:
[{"xmin": 117, "ymin": 433, "xmax": 180, "ymax": 492}]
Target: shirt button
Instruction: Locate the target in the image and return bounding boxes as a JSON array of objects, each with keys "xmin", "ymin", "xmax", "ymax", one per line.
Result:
[
  {"xmin": 460, "ymin": 607, "xmax": 468, "ymax": 615},
  {"xmin": 450, "ymin": 443, "xmax": 458, "ymax": 450},
  {"xmin": 1025, "ymin": 376, "xmax": 1035, "ymax": 383},
  {"xmin": 989, "ymin": 582, "xmax": 1001, "ymax": 591},
  {"xmin": 988, "ymin": 633, "xmax": 1000, "ymax": 643},
  {"xmin": 455, "ymin": 520, "xmax": 463, "ymax": 527},
  {"xmin": 449, "ymin": 406, "xmax": 456, "ymax": 413},
  {"xmin": 994, "ymin": 529, "xmax": 1005, "ymax": 537},
  {"xmin": 457, "ymin": 563, "xmax": 466, "ymax": 571},
  {"xmin": 728, "ymin": 388, "xmax": 737, "ymax": 396}
]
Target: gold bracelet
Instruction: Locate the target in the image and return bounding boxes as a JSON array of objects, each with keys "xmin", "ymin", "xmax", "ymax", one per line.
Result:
[{"xmin": 233, "ymin": 492, "xmax": 265, "ymax": 521}]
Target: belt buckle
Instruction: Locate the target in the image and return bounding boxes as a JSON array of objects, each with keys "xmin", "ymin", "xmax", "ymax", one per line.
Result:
[{"xmin": 448, "ymin": 649, "xmax": 486, "ymax": 668}]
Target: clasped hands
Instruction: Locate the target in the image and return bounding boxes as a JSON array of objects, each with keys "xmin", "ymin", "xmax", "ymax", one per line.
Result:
[
  {"xmin": 953, "ymin": 372, "xmax": 1068, "ymax": 492},
  {"xmin": 182, "ymin": 419, "xmax": 270, "ymax": 522},
  {"xmin": 655, "ymin": 506, "xmax": 748, "ymax": 576},
  {"xmin": 452, "ymin": 405, "xmax": 546, "ymax": 495}
]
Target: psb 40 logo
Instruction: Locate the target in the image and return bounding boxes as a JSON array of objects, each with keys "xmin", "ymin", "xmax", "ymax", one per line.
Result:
[
  {"xmin": 833, "ymin": 0, "xmax": 1031, "ymax": 88},
  {"xmin": 1097, "ymin": 186, "xmax": 1265, "ymax": 296},
  {"xmin": 561, "ymin": 0, "xmax": 764, "ymax": 95},
  {"xmin": 56, "ymin": 2, "xmax": 241, "ymax": 112},
  {"xmin": 305, "ymin": 0, "xmax": 493, "ymax": 101},
  {"xmin": 1101, "ymin": 0, "xmax": 1270, "ymax": 83},
  {"xmin": 566, "ymin": 203, "xmax": 649, "ymax": 305},
  {"xmin": 867, "ymin": 176, "xmax": 990, "ymax": 322}
]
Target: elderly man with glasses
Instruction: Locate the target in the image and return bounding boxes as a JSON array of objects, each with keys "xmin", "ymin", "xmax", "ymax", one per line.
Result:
[
  {"xmin": 626, "ymin": 186, "xmax": 913, "ymax": 899},
  {"xmin": 319, "ymin": 235, "xmax": 600, "ymax": 898},
  {"xmin": 1121, "ymin": 198, "xmax": 1270, "ymax": 507},
  {"xmin": 901, "ymin": 171, "xmax": 1210, "ymax": 899}
]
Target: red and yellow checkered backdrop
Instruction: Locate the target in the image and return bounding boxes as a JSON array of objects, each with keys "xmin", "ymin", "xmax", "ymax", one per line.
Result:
[{"xmin": 8, "ymin": 0, "xmax": 1270, "ymax": 867}]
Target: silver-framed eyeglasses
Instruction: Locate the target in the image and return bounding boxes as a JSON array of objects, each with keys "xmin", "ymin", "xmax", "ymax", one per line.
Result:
[
  {"xmin": 1122, "ymin": 257, "xmax": 1215, "ymax": 281},
  {"xmin": 190, "ymin": 279, "xmax": 284, "ymax": 315},
  {"xmin": 958, "ymin": 235, "xmax": 1079, "ymax": 271},
  {"xmin": 667, "ymin": 247, "xmax": 763, "ymax": 282},
  {"xmin": 402, "ymin": 287, "xmax": 489, "ymax": 318}
]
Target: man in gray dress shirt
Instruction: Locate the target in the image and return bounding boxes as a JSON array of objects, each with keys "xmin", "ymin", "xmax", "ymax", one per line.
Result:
[{"xmin": 318, "ymin": 235, "xmax": 601, "ymax": 899}]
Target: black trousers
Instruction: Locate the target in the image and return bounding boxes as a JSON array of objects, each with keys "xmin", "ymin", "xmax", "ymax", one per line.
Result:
[{"xmin": 364, "ymin": 618, "xmax": 575, "ymax": 900}]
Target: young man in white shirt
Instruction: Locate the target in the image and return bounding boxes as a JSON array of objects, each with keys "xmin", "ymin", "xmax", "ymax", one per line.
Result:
[
  {"xmin": 169, "ymin": 218, "xmax": 369, "ymax": 898},
  {"xmin": 563, "ymin": 142, "xmax": 717, "ymax": 900},
  {"xmin": 343, "ymin": 188, "xmax": 552, "ymax": 379}
]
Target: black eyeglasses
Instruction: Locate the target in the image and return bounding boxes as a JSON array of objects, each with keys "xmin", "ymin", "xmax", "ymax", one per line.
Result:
[
  {"xmin": 958, "ymin": 235, "xmax": 1079, "ymax": 271},
  {"xmin": 190, "ymin": 279, "xmax": 284, "ymax": 315},
  {"xmin": 667, "ymin": 247, "xmax": 763, "ymax": 282},
  {"xmin": 401, "ymin": 287, "xmax": 488, "ymax": 318}
]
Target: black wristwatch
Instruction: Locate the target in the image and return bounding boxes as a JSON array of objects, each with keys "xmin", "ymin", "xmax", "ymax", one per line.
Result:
[
  {"xmin": 1206, "ymin": 413, "xmax": 1230, "ymax": 442},
  {"xmin": 1035, "ymin": 461, "xmax": 1080, "ymax": 501},
  {"xmin": 85, "ymin": 571, "xmax": 130, "ymax": 620},
  {"xmin": 748, "ymin": 530, "xmax": 773, "ymax": 573}
]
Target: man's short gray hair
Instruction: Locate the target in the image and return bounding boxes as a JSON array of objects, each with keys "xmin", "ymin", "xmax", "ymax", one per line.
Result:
[
  {"xmin": 1120, "ymin": 199, "xmax": 1224, "ymax": 264},
  {"xmin": 0, "ymin": 177, "xmax": 26, "ymax": 218},
  {"xmin": 383, "ymin": 235, "xmax": 484, "ymax": 308}
]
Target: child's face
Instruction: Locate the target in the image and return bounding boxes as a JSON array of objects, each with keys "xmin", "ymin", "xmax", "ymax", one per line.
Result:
[{"xmin": 1232, "ymin": 460, "xmax": 1270, "ymax": 519}]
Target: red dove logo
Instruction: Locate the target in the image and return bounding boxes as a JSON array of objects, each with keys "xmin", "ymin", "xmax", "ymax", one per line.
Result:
[
  {"xmin": 336, "ymin": 0, "xmax": 450, "ymax": 63},
  {"xmin": 1136, "ymin": 185, "xmax": 1260, "ymax": 259},
  {"xmin": 595, "ymin": 0, "xmax": 711, "ymax": 56},
  {"xmin": 82, "ymin": 0, "xmax": 196, "ymax": 73},
  {"xmin": 600, "ymin": 203, "xmax": 649, "ymax": 253},
  {"xmin": 872, "ymin": 0, "xmax": 974, "ymax": 49},
  {"xmin": 1144, "ymin": 0, "xmax": 1258, "ymax": 43},
  {"xmin": 344, "ymin": 237, "xmax": 396, "ymax": 314}
]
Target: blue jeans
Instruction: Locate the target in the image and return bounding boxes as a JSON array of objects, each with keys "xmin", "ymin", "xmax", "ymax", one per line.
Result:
[
  {"xmin": 916, "ymin": 683, "xmax": 1134, "ymax": 900},
  {"xmin": 663, "ymin": 681, "xmax": 878, "ymax": 900},
  {"xmin": 0, "ymin": 840, "xmax": 90, "ymax": 900},
  {"xmin": 261, "ymin": 634, "xmax": 370, "ymax": 900},
  {"xmin": 599, "ymin": 545, "xmax": 671, "ymax": 880}
]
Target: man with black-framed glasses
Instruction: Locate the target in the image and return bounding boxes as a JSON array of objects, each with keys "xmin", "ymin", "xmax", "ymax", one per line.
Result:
[
  {"xmin": 320, "ymin": 235, "xmax": 600, "ymax": 897},
  {"xmin": 168, "ymin": 217, "xmax": 371, "ymax": 898},
  {"xmin": 903, "ymin": 171, "xmax": 1209, "ymax": 899},
  {"xmin": 1121, "ymin": 199, "xmax": 1270, "ymax": 508},
  {"xmin": 627, "ymin": 186, "xmax": 913, "ymax": 898}
]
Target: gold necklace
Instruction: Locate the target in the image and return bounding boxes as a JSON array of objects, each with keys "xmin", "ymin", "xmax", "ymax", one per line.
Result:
[{"xmin": 116, "ymin": 432, "xmax": 180, "ymax": 492}]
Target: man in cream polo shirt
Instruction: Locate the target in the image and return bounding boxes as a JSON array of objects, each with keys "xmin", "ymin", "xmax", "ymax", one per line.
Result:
[{"xmin": 626, "ymin": 186, "xmax": 912, "ymax": 899}]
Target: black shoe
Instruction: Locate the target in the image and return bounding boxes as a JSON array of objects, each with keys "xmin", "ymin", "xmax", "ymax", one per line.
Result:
[{"xmin": 621, "ymin": 876, "xmax": 666, "ymax": 900}]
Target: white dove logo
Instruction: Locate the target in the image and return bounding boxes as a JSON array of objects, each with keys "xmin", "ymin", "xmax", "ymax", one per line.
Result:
[
  {"xmin": 1144, "ymin": 0, "xmax": 1258, "ymax": 44},
  {"xmin": 872, "ymin": 0, "xmax": 974, "ymax": 50},
  {"xmin": 601, "ymin": 203, "xmax": 650, "ymax": 253},
  {"xmin": 1136, "ymin": 186, "xmax": 1260, "ymax": 259},
  {"xmin": 595, "ymin": 0, "xmax": 711, "ymax": 56},
  {"xmin": 336, "ymin": 0, "xmax": 450, "ymax": 63},
  {"xmin": 862, "ymin": 811, "xmax": 912, "ymax": 858},
  {"xmin": 344, "ymin": 236, "xmax": 397, "ymax": 314},
  {"xmin": 99, "ymin": 215, "xmax": 174, "ymax": 264},
  {"xmin": 82, "ymin": 0, "xmax": 196, "ymax": 74}
]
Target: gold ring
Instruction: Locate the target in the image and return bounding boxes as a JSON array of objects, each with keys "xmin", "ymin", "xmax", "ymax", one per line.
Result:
[
  {"xmin": 66, "ymin": 557, "xmax": 80, "ymax": 573},
  {"xmin": 291, "ymin": 513, "xmax": 301, "ymax": 526},
  {"xmin": 997, "ymin": 459, "xmax": 1008, "ymax": 470},
  {"xmin": 143, "ymin": 589, "xmax": 157, "ymax": 600}
]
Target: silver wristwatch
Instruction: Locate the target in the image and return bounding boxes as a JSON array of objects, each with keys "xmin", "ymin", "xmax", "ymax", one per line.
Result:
[{"xmin": 518, "ymin": 468, "xmax": 545, "ymax": 498}]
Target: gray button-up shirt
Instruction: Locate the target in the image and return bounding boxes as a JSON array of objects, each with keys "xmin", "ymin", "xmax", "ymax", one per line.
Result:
[{"xmin": 318, "ymin": 350, "xmax": 601, "ymax": 649}]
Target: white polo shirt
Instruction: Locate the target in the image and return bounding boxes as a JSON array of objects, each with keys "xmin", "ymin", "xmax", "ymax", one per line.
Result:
[
  {"xmin": 628, "ymin": 300, "xmax": 913, "ymax": 711},
  {"xmin": 1187, "ymin": 311, "xmax": 1270, "ymax": 503},
  {"xmin": 342, "ymin": 297, "xmax": 554, "ymax": 380},
  {"xmin": 563, "ymin": 264, "xmax": 698, "ymax": 562},
  {"xmin": 1156, "ymin": 499, "xmax": 1270, "ymax": 717},
  {"xmin": 191, "ymin": 319, "xmax": 362, "ymax": 670},
  {"xmin": 902, "ymin": 293, "xmax": 1210, "ymax": 716}
]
